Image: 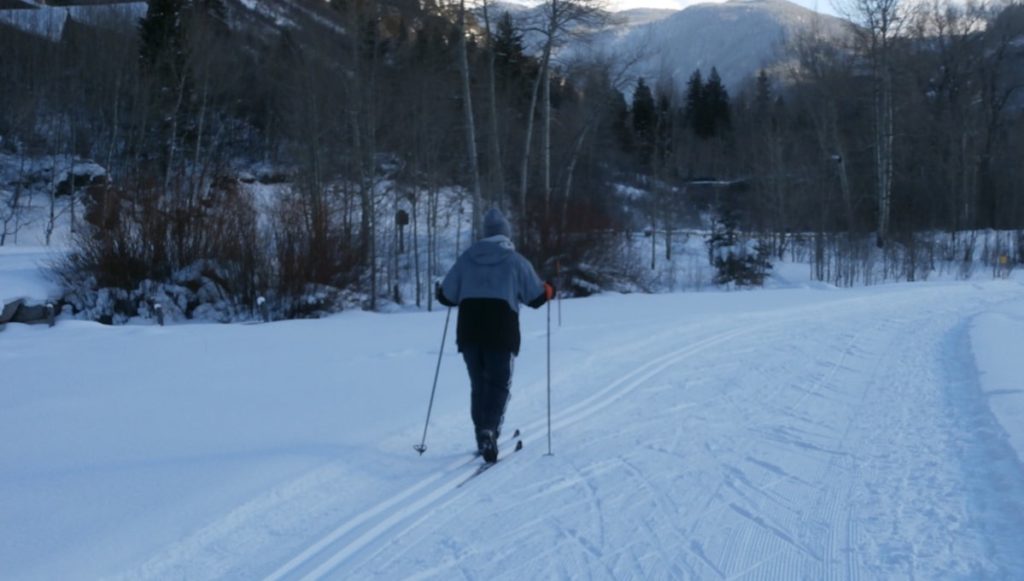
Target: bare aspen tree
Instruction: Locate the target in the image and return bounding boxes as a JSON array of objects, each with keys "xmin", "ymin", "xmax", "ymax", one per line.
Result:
[
  {"xmin": 456, "ymin": 0, "xmax": 484, "ymax": 239},
  {"xmin": 411, "ymin": 189, "xmax": 421, "ymax": 307},
  {"xmin": 542, "ymin": 45, "xmax": 553, "ymax": 232},
  {"xmin": 518, "ymin": 0, "xmax": 606, "ymax": 245},
  {"xmin": 975, "ymin": 0, "xmax": 1024, "ymax": 228},
  {"xmin": 342, "ymin": 0, "xmax": 380, "ymax": 308},
  {"xmin": 518, "ymin": 43, "xmax": 551, "ymax": 242},
  {"xmin": 558, "ymin": 47, "xmax": 646, "ymax": 241},
  {"xmin": 1, "ymin": 151, "xmax": 28, "ymax": 246},
  {"xmin": 908, "ymin": 0, "xmax": 987, "ymax": 232},
  {"xmin": 482, "ymin": 0, "xmax": 506, "ymax": 209},
  {"xmin": 791, "ymin": 30, "xmax": 859, "ymax": 237},
  {"xmin": 346, "ymin": 0, "xmax": 372, "ymax": 274},
  {"xmin": 842, "ymin": 0, "xmax": 906, "ymax": 248}
]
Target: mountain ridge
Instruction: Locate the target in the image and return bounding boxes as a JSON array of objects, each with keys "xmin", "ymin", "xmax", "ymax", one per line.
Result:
[{"xmin": 582, "ymin": 0, "xmax": 849, "ymax": 91}]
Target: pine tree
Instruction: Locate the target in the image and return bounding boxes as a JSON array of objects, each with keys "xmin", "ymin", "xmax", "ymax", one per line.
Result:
[
  {"xmin": 655, "ymin": 91, "xmax": 672, "ymax": 164},
  {"xmin": 192, "ymin": 0, "xmax": 226, "ymax": 24},
  {"xmin": 704, "ymin": 67, "xmax": 731, "ymax": 135},
  {"xmin": 684, "ymin": 67, "xmax": 731, "ymax": 139},
  {"xmin": 631, "ymin": 77, "xmax": 656, "ymax": 167},
  {"xmin": 683, "ymin": 69, "xmax": 707, "ymax": 138},
  {"xmin": 754, "ymin": 69, "xmax": 772, "ymax": 117},
  {"xmin": 140, "ymin": 0, "xmax": 227, "ymax": 72},
  {"xmin": 139, "ymin": 0, "xmax": 183, "ymax": 77},
  {"xmin": 706, "ymin": 204, "xmax": 771, "ymax": 286},
  {"xmin": 611, "ymin": 89, "xmax": 632, "ymax": 160},
  {"xmin": 493, "ymin": 12, "xmax": 524, "ymax": 69},
  {"xmin": 492, "ymin": 10, "xmax": 529, "ymax": 133}
]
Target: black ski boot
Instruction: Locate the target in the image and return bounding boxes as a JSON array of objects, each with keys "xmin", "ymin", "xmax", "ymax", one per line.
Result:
[{"xmin": 478, "ymin": 429, "xmax": 498, "ymax": 463}]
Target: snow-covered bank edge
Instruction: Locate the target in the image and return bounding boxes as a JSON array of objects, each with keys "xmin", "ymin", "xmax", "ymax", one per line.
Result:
[
  {"xmin": 0, "ymin": 246, "xmax": 63, "ymax": 302},
  {"xmin": 968, "ymin": 293, "xmax": 1024, "ymax": 466}
]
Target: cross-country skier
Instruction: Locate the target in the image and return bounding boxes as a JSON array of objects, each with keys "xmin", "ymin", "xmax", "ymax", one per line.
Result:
[{"xmin": 436, "ymin": 207, "xmax": 555, "ymax": 463}]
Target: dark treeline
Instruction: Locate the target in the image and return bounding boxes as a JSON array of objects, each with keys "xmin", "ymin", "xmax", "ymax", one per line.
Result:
[
  {"xmin": 624, "ymin": 0, "xmax": 1024, "ymax": 285},
  {"xmin": 0, "ymin": 0, "xmax": 1022, "ymax": 320}
]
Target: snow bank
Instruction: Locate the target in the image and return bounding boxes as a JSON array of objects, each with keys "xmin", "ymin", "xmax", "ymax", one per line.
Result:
[
  {"xmin": 0, "ymin": 246, "xmax": 62, "ymax": 304},
  {"xmin": 969, "ymin": 294, "xmax": 1024, "ymax": 466}
]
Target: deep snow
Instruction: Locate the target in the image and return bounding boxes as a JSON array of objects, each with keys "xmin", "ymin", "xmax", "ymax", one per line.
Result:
[
  {"xmin": 0, "ymin": 246, "xmax": 62, "ymax": 304},
  {"xmin": 2, "ymin": 250, "xmax": 1024, "ymax": 579}
]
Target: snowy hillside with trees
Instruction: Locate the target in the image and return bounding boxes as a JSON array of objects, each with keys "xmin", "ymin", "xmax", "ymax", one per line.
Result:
[
  {"xmin": 3, "ymin": 0, "xmax": 1023, "ymax": 324},
  {"xmin": 583, "ymin": 0, "xmax": 850, "ymax": 91},
  {"xmin": 2, "ymin": 0, "xmax": 1024, "ymax": 577}
]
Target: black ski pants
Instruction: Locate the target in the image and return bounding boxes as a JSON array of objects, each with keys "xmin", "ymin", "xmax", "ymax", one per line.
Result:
[{"xmin": 461, "ymin": 344, "xmax": 514, "ymax": 437}]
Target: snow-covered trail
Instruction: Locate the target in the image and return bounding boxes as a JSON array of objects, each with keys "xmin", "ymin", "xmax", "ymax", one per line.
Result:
[
  {"xmin": 116, "ymin": 282, "xmax": 1024, "ymax": 580},
  {"xmin": 258, "ymin": 284, "xmax": 1024, "ymax": 581},
  {"xmin": 5, "ymin": 279, "xmax": 1024, "ymax": 580}
]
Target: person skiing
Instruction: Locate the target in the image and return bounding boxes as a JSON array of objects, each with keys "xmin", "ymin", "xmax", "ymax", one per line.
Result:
[{"xmin": 436, "ymin": 207, "xmax": 554, "ymax": 463}]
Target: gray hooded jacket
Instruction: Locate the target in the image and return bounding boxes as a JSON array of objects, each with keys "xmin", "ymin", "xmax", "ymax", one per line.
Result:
[
  {"xmin": 441, "ymin": 235, "xmax": 545, "ymax": 315},
  {"xmin": 438, "ymin": 209, "xmax": 547, "ymax": 354}
]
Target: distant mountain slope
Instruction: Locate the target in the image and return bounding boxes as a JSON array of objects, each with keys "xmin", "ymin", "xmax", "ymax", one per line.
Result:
[
  {"xmin": 613, "ymin": 7, "xmax": 679, "ymax": 27},
  {"xmin": 0, "ymin": 1, "xmax": 145, "ymax": 40},
  {"xmin": 0, "ymin": 0, "xmax": 355, "ymax": 56},
  {"xmin": 592, "ymin": 0, "xmax": 849, "ymax": 91}
]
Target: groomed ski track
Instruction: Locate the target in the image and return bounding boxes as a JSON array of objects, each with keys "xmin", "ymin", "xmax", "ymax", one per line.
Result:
[{"xmin": 121, "ymin": 282, "xmax": 1024, "ymax": 580}]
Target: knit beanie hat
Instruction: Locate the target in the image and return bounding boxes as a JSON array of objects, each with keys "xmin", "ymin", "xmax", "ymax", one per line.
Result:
[{"xmin": 483, "ymin": 207, "xmax": 512, "ymax": 238}]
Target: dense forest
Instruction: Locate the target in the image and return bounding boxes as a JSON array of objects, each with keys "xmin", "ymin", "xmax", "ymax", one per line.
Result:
[{"xmin": 1, "ymin": 0, "xmax": 1022, "ymax": 321}]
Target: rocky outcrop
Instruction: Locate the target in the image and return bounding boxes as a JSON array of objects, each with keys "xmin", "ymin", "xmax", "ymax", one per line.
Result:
[{"xmin": 0, "ymin": 297, "xmax": 56, "ymax": 329}]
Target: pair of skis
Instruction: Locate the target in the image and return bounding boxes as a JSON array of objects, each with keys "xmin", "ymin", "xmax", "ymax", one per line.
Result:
[{"xmin": 457, "ymin": 429, "xmax": 523, "ymax": 488}]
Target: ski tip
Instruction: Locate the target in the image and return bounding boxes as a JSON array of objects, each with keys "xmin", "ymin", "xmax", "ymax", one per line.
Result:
[
  {"xmin": 515, "ymin": 440, "xmax": 523, "ymax": 452},
  {"xmin": 512, "ymin": 429, "xmax": 520, "ymax": 438}
]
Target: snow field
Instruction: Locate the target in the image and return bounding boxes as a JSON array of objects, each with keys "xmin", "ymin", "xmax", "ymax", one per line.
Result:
[
  {"xmin": 0, "ymin": 246, "xmax": 62, "ymax": 305},
  {"xmin": 309, "ymin": 284, "xmax": 1024, "ymax": 579},
  {"xmin": 2, "ymin": 261, "xmax": 1024, "ymax": 579}
]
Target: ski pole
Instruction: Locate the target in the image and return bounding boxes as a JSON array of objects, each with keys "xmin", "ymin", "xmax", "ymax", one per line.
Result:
[
  {"xmin": 546, "ymin": 298, "xmax": 553, "ymax": 456},
  {"xmin": 556, "ymin": 260, "xmax": 562, "ymax": 327},
  {"xmin": 414, "ymin": 306, "xmax": 452, "ymax": 455}
]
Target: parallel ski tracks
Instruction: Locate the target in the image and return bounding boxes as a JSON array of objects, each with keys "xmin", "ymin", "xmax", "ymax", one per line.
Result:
[
  {"xmin": 262, "ymin": 323, "xmax": 760, "ymax": 580},
  {"xmin": 265, "ymin": 287, "xmax": 1019, "ymax": 580}
]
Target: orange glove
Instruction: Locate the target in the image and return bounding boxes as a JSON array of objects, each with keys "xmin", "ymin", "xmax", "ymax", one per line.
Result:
[{"xmin": 544, "ymin": 281, "xmax": 556, "ymax": 300}]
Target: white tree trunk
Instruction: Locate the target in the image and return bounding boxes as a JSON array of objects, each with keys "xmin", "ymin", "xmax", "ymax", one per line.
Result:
[
  {"xmin": 458, "ymin": 0, "xmax": 484, "ymax": 239},
  {"xmin": 875, "ymin": 63, "xmax": 893, "ymax": 248},
  {"xmin": 518, "ymin": 43, "xmax": 552, "ymax": 243},
  {"xmin": 482, "ymin": 0, "xmax": 505, "ymax": 210},
  {"xmin": 542, "ymin": 52, "xmax": 552, "ymax": 232}
]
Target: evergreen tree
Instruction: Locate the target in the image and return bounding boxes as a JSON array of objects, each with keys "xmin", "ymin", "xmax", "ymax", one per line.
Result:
[
  {"xmin": 706, "ymin": 203, "xmax": 771, "ymax": 286},
  {"xmin": 754, "ymin": 69, "xmax": 772, "ymax": 116},
  {"xmin": 138, "ymin": 0, "xmax": 188, "ymax": 171},
  {"xmin": 631, "ymin": 77, "xmax": 656, "ymax": 167},
  {"xmin": 139, "ymin": 0, "xmax": 183, "ymax": 77},
  {"xmin": 493, "ymin": 12, "xmax": 524, "ymax": 69},
  {"xmin": 492, "ymin": 10, "xmax": 529, "ymax": 118},
  {"xmin": 704, "ymin": 67, "xmax": 731, "ymax": 135},
  {"xmin": 192, "ymin": 0, "xmax": 226, "ymax": 25},
  {"xmin": 655, "ymin": 91, "xmax": 672, "ymax": 165},
  {"xmin": 683, "ymin": 69, "xmax": 707, "ymax": 138},
  {"xmin": 608, "ymin": 89, "xmax": 632, "ymax": 161},
  {"xmin": 684, "ymin": 67, "xmax": 731, "ymax": 139}
]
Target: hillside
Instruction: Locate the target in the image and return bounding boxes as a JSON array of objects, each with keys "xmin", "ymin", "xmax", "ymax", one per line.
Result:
[{"xmin": 602, "ymin": 0, "xmax": 849, "ymax": 90}]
